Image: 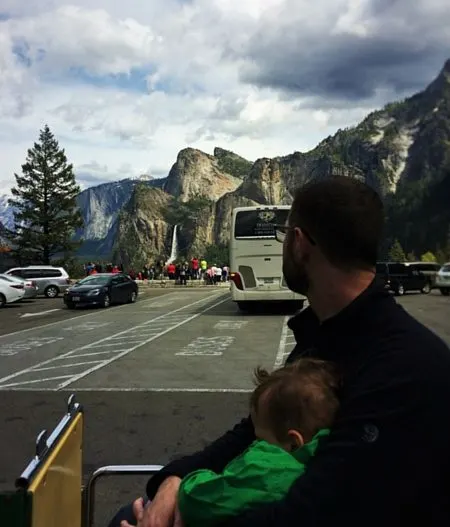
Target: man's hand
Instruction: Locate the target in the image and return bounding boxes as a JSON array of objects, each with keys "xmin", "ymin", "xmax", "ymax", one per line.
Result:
[
  {"xmin": 140, "ymin": 476, "xmax": 182, "ymax": 527},
  {"xmin": 173, "ymin": 503, "xmax": 185, "ymax": 527}
]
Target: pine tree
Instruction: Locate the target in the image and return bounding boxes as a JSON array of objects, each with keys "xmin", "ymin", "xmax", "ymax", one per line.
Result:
[
  {"xmin": 420, "ymin": 251, "xmax": 437, "ymax": 262},
  {"xmin": 387, "ymin": 239, "xmax": 406, "ymax": 262},
  {"xmin": 7, "ymin": 125, "xmax": 83, "ymax": 264}
]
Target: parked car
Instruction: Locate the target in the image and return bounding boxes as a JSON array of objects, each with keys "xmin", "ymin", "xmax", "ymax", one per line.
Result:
[
  {"xmin": 435, "ymin": 263, "xmax": 450, "ymax": 296},
  {"xmin": 63, "ymin": 273, "xmax": 138, "ymax": 309},
  {"xmin": 404, "ymin": 261, "xmax": 442, "ymax": 288},
  {"xmin": 4, "ymin": 266, "xmax": 70, "ymax": 298},
  {"xmin": 0, "ymin": 279, "xmax": 25, "ymax": 308},
  {"xmin": 376, "ymin": 261, "xmax": 431, "ymax": 295},
  {"xmin": 0, "ymin": 274, "xmax": 38, "ymax": 299}
]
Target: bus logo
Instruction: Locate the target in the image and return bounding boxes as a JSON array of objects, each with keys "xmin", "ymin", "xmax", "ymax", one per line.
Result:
[{"xmin": 258, "ymin": 211, "xmax": 276, "ymax": 223}]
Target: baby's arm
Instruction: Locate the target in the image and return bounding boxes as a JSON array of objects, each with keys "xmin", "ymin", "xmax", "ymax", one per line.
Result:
[
  {"xmin": 177, "ymin": 441, "xmax": 304, "ymax": 527},
  {"xmin": 178, "ymin": 468, "xmax": 238, "ymax": 527}
]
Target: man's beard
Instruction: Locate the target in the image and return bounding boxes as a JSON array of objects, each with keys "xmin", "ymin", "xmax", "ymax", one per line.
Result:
[{"xmin": 282, "ymin": 241, "xmax": 310, "ymax": 296}]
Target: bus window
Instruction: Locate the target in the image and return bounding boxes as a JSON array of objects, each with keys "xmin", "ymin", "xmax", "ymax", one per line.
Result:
[{"xmin": 234, "ymin": 209, "xmax": 290, "ymax": 239}]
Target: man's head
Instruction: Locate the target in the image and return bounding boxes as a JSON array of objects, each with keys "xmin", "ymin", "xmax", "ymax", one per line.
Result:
[
  {"xmin": 280, "ymin": 176, "xmax": 384, "ymax": 296},
  {"xmin": 250, "ymin": 358, "xmax": 341, "ymax": 452}
]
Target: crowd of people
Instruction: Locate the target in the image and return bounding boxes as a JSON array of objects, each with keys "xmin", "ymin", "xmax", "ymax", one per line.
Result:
[{"xmin": 84, "ymin": 258, "xmax": 229, "ymax": 285}]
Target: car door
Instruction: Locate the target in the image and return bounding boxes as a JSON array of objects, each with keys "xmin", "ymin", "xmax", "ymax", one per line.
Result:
[
  {"xmin": 406, "ymin": 265, "xmax": 424, "ymax": 291},
  {"xmin": 109, "ymin": 276, "xmax": 122, "ymax": 303},
  {"xmin": 110, "ymin": 275, "xmax": 129, "ymax": 303}
]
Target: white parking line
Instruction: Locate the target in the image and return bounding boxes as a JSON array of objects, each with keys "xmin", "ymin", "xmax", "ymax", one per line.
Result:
[
  {"xmin": 0, "ymin": 293, "xmax": 228, "ymax": 390},
  {"xmin": 0, "ymin": 376, "xmax": 73, "ymax": 388},
  {"xmin": 0, "ymin": 291, "xmax": 185, "ymax": 339},
  {"xmin": 31, "ymin": 360, "xmax": 103, "ymax": 372},
  {"xmin": 20, "ymin": 309, "xmax": 61, "ymax": 318}
]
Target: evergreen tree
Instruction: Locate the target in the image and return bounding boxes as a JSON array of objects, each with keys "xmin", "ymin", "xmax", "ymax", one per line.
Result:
[
  {"xmin": 7, "ymin": 125, "xmax": 83, "ymax": 264},
  {"xmin": 387, "ymin": 239, "xmax": 406, "ymax": 262},
  {"xmin": 420, "ymin": 251, "xmax": 437, "ymax": 263}
]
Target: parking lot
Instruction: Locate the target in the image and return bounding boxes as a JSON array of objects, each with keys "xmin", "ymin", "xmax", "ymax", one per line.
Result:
[{"xmin": 1, "ymin": 287, "xmax": 449, "ymax": 525}]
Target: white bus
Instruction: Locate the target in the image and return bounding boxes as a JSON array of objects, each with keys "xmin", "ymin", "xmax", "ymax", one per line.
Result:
[{"xmin": 229, "ymin": 205, "xmax": 307, "ymax": 311}]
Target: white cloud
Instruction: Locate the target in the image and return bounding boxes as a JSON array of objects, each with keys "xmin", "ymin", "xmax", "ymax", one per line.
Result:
[{"xmin": 0, "ymin": 0, "xmax": 448, "ymax": 194}]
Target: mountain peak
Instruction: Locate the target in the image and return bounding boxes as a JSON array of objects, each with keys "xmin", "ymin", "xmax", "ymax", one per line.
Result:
[
  {"xmin": 443, "ymin": 58, "xmax": 450, "ymax": 74},
  {"xmin": 425, "ymin": 58, "xmax": 450, "ymax": 98},
  {"xmin": 131, "ymin": 174, "xmax": 154, "ymax": 182}
]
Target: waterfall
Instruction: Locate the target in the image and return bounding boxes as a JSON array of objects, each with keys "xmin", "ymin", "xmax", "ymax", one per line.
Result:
[{"xmin": 166, "ymin": 225, "xmax": 179, "ymax": 264}]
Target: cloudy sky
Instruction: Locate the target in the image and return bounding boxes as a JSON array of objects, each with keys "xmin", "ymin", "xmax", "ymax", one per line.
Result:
[{"xmin": 0, "ymin": 0, "xmax": 449, "ymax": 193}]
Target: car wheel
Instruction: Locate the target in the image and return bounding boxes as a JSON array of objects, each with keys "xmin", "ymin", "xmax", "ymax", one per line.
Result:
[
  {"xmin": 440, "ymin": 288, "xmax": 450, "ymax": 296},
  {"xmin": 421, "ymin": 282, "xmax": 431, "ymax": 294},
  {"xmin": 395, "ymin": 284, "xmax": 405, "ymax": 296},
  {"xmin": 45, "ymin": 285, "xmax": 59, "ymax": 298},
  {"xmin": 0, "ymin": 294, "xmax": 6, "ymax": 308},
  {"xmin": 102, "ymin": 294, "xmax": 111, "ymax": 308},
  {"xmin": 66, "ymin": 302, "xmax": 76, "ymax": 310},
  {"xmin": 129, "ymin": 291, "xmax": 137, "ymax": 303}
]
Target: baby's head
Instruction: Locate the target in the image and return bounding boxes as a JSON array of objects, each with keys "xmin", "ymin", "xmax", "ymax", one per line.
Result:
[{"xmin": 250, "ymin": 358, "xmax": 341, "ymax": 452}]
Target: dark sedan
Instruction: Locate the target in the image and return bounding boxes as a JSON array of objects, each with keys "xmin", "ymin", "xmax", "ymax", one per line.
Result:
[{"xmin": 63, "ymin": 273, "xmax": 138, "ymax": 309}]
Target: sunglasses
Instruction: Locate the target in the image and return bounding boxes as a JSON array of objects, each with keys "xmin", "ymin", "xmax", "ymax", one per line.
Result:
[{"xmin": 273, "ymin": 224, "xmax": 316, "ymax": 245}]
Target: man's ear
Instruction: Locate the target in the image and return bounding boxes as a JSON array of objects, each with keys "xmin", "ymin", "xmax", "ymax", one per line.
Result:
[
  {"xmin": 293, "ymin": 227, "xmax": 314, "ymax": 257},
  {"xmin": 287, "ymin": 429, "xmax": 304, "ymax": 451}
]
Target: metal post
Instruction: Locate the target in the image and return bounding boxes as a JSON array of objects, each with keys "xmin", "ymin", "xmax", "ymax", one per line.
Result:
[{"xmin": 85, "ymin": 465, "xmax": 163, "ymax": 527}]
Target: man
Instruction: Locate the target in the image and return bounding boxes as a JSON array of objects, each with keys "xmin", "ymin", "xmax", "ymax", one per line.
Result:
[{"xmin": 112, "ymin": 176, "xmax": 450, "ymax": 527}]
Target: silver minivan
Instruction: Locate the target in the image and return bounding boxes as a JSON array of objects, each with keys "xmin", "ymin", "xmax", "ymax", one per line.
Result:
[
  {"xmin": 5, "ymin": 266, "xmax": 71, "ymax": 298},
  {"xmin": 435, "ymin": 263, "xmax": 450, "ymax": 296}
]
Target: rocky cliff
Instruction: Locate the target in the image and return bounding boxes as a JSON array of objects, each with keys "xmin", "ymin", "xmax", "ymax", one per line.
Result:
[
  {"xmin": 73, "ymin": 175, "xmax": 165, "ymax": 257},
  {"xmin": 111, "ymin": 185, "xmax": 173, "ymax": 269},
  {"xmin": 162, "ymin": 147, "xmax": 248, "ymax": 202},
  {"xmin": 112, "ymin": 59, "xmax": 450, "ymax": 267}
]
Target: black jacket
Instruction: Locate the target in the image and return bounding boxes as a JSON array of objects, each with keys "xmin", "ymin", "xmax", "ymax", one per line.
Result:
[{"xmin": 146, "ymin": 280, "xmax": 450, "ymax": 526}]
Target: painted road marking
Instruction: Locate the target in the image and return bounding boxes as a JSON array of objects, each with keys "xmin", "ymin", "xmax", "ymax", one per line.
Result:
[
  {"xmin": 20, "ymin": 309, "xmax": 61, "ymax": 318},
  {"xmin": 0, "ymin": 376, "xmax": 74, "ymax": 388},
  {"xmin": 273, "ymin": 316, "xmax": 291, "ymax": 369},
  {"xmin": 0, "ymin": 337, "xmax": 65, "ymax": 357},
  {"xmin": 30, "ymin": 360, "xmax": 103, "ymax": 372},
  {"xmin": 176, "ymin": 336, "xmax": 235, "ymax": 356},
  {"xmin": 0, "ymin": 293, "xmax": 227, "ymax": 390},
  {"xmin": 0, "ymin": 291, "xmax": 183, "ymax": 339},
  {"xmin": 213, "ymin": 321, "xmax": 248, "ymax": 330},
  {"xmin": 63, "ymin": 322, "xmax": 111, "ymax": 331}
]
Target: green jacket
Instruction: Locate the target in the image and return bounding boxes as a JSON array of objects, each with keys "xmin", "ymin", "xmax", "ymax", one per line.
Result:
[{"xmin": 178, "ymin": 429, "xmax": 329, "ymax": 527}]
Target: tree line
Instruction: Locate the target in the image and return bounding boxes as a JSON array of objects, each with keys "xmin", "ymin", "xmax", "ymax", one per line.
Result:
[{"xmin": 386, "ymin": 238, "xmax": 450, "ymax": 264}]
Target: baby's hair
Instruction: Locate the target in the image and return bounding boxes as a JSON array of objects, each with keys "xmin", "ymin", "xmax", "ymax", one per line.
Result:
[{"xmin": 250, "ymin": 358, "xmax": 341, "ymax": 443}]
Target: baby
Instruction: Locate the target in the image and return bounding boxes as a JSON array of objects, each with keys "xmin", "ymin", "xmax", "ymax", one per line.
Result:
[{"xmin": 178, "ymin": 358, "xmax": 341, "ymax": 526}]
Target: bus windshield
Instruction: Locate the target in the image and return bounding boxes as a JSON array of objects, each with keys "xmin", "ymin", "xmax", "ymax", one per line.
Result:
[{"xmin": 234, "ymin": 209, "xmax": 289, "ymax": 239}]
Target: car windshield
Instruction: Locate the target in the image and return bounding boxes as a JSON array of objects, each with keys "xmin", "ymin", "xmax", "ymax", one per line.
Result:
[
  {"xmin": 77, "ymin": 275, "xmax": 111, "ymax": 286},
  {"xmin": 441, "ymin": 264, "xmax": 450, "ymax": 273}
]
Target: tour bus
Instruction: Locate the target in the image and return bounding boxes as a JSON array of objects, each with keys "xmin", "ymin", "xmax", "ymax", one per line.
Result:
[{"xmin": 229, "ymin": 205, "xmax": 307, "ymax": 311}]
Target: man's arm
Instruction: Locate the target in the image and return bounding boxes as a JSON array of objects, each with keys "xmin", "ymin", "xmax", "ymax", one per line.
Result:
[
  {"xmin": 219, "ymin": 350, "xmax": 450, "ymax": 526},
  {"xmin": 146, "ymin": 417, "xmax": 255, "ymax": 499}
]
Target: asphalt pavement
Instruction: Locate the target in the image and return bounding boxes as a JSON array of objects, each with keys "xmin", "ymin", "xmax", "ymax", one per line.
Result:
[{"xmin": 0, "ymin": 287, "xmax": 449, "ymax": 526}]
